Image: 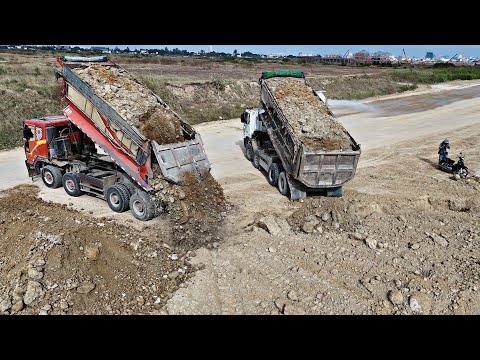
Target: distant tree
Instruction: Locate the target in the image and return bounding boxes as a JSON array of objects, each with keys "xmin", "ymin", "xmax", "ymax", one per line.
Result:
[{"xmin": 233, "ymin": 49, "xmax": 238, "ymax": 56}]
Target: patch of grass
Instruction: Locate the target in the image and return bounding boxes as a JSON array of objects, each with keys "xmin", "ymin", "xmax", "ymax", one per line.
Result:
[
  {"xmin": 135, "ymin": 74, "xmax": 176, "ymax": 104},
  {"xmin": 399, "ymin": 84, "xmax": 418, "ymax": 92},
  {"xmin": 184, "ymin": 104, "xmax": 247, "ymax": 125},
  {"xmin": 209, "ymin": 74, "xmax": 226, "ymax": 91},
  {"xmin": 390, "ymin": 66, "xmax": 480, "ymax": 84}
]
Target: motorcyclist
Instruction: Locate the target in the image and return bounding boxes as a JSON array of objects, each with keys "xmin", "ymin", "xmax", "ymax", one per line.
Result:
[{"xmin": 438, "ymin": 138, "xmax": 450, "ymax": 163}]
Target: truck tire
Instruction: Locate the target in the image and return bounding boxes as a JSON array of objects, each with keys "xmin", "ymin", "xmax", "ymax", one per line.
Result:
[
  {"xmin": 278, "ymin": 171, "xmax": 290, "ymax": 196},
  {"xmin": 62, "ymin": 173, "xmax": 84, "ymax": 197},
  {"xmin": 245, "ymin": 143, "xmax": 254, "ymax": 161},
  {"xmin": 42, "ymin": 165, "xmax": 63, "ymax": 189},
  {"xmin": 253, "ymin": 150, "xmax": 260, "ymax": 169},
  {"xmin": 129, "ymin": 191, "xmax": 155, "ymax": 221},
  {"xmin": 267, "ymin": 163, "xmax": 280, "ymax": 186},
  {"xmin": 326, "ymin": 187, "xmax": 342, "ymax": 197},
  {"xmin": 106, "ymin": 184, "xmax": 131, "ymax": 213}
]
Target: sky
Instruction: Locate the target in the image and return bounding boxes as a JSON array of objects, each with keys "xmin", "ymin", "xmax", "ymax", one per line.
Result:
[{"xmin": 86, "ymin": 45, "xmax": 480, "ymax": 58}]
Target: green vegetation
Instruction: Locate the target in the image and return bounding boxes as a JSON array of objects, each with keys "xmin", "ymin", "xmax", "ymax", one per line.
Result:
[
  {"xmin": 399, "ymin": 84, "xmax": 418, "ymax": 92},
  {"xmin": 390, "ymin": 66, "xmax": 480, "ymax": 84},
  {"xmin": 185, "ymin": 104, "xmax": 246, "ymax": 125},
  {"xmin": 209, "ymin": 74, "xmax": 226, "ymax": 91},
  {"xmin": 0, "ymin": 56, "xmax": 64, "ymax": 150}
]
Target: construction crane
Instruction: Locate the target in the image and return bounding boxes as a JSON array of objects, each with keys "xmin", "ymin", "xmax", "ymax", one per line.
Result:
[
  {"xmin": 342, "ymin": 49, "xmax": 350, "ymax": 65},
  {"xmin": 401, "ymin": 48, "xmax": 413, "ymax": 67},
  {"xmin": 448, "ymin": 54, "xmax": 458, "ymax": 63}
]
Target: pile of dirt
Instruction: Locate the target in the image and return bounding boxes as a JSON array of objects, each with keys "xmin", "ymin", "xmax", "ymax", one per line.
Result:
[
  {"xmin": 0, "ymin": 185, "xmax": 201, "ymax": 315},
  {"xmin": 264, "ymin": 77, "xmax": 355, "ymax": 151},
  {"xmin": 150, "ymin": 169, "xmax": 227, "ymax": 250},
  {"xmin": 73, "ymin": 65, "xmax": 184, "ymax": 145}
]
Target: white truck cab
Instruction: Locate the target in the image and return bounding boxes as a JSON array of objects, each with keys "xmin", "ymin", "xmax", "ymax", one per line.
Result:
[{"xmin": 241, "ymin": 107, "xmax": 265, "ymax": 140}]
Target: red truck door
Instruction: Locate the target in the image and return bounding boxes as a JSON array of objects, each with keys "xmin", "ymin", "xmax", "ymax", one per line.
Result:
[{"xmin": 24, "ymin": 122, "xmax": 47, "ymax": 163}]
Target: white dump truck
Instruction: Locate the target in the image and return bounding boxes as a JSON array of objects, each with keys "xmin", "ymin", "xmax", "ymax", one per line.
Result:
[{"xmin": 241, "ymin": 70, "xmax": 361, "ymax": 200}]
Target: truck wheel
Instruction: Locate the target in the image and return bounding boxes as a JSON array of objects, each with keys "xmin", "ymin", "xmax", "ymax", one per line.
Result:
[
  {"xmin": 253, "ymin": 150, "xmax": 260, "ymax": 169},
  {"xmin": 62, "ymin": 173, "xmax": 84, "ymax": 197},
  {"xmin": 278, "ymin": 171, "xmax": 290, "ymax": 196},
  {"xmin": 326, "ymin": 187, "xmax": 342, "ymax": 197},
  {"xmin": 267, "ymin": 163, "xmax": 280, "ymax": 186},
  {"xmin": 245, "ymin": 143, "xmax": 254, "ymax": 161},
  {"xmin": 42, "ymin": 165, "xmax": 63, "ymax": 189},
  {"xmin": 129, "ymin": 191, "xmax": 155, "ymax": 221},
  {"xmin": 106, "ymin": 184, "xmax": 131, "ymax": 213}
]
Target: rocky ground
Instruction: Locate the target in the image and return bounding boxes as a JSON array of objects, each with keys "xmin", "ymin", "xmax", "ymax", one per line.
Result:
[
  {"xmin": 164, "ymin": 115, "xmax": 480, "ymax": 315},
  {"xmin": 264, "ymin": 77, "xmax": 355, "ymax": 151},
  {"xmin": 0, "ymin": 185, "xmax": 203, "ymax": 315}
]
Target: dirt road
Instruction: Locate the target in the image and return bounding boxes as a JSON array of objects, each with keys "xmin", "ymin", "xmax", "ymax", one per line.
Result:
[
  {"xmin": 166, "ymin": 85, "xmax": 480, "ymax": 315},
  {"xmin": 1, "ymin": 82, "xmax": 479, "ymax": 314}
]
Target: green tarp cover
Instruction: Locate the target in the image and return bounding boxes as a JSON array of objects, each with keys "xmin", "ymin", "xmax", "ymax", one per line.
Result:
[{"xmin": 261, "ymin": 70, "xmax": 305, "ymax": 79}]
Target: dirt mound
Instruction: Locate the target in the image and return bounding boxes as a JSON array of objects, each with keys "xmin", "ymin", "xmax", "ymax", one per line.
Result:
[
  {"xmin": 0, "ymin": 185, "xmax": 199, "ymax": 315},
  {"xmin": 149, "ymin": 169, "xmax": 227, "ymax": 250},
  {"xmin": 264, "ymin": 77, "xmax": 355, "ymax": 151},
  {"xmin": 73, "ymin": 65, "xmax": 184, "ymax": 145}
]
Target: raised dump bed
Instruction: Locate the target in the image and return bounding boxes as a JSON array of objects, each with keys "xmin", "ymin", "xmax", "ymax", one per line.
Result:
[{"xmin": 56, "ymin": 56, "xmax": 210, "ymax": 189}]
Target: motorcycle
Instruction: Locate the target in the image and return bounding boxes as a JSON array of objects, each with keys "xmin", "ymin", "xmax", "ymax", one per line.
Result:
[{"xmin": 438, "ymin": 154, "xmax": 469, "ymax": 178}]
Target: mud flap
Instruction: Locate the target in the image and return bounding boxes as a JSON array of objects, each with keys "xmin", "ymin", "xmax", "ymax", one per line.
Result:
[
  {"xmin": 25, "ymin": 160, "xmax": 37, "ymax": 179},
  {"xmin": 288, "ymin": 179, "xmax": 307, "ymax": 201},
  {"xmin": 326, "ymin": 186, "xmax": 343, "ymax": 197}
]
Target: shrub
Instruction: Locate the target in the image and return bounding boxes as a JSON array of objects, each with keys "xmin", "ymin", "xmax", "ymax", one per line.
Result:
[{"xmin": 209, "ymin": 74, "xmax": 226, "ymax": 91}]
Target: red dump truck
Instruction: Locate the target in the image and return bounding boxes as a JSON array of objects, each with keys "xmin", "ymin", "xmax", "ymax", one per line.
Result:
[{"xmin": 23, "ymin": 56, "xmax": 210, "ymax": 221}]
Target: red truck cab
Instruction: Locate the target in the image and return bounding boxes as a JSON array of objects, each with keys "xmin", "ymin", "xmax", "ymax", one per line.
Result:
[{"xmin": 23, "ymin": 115, "xmax": 83, "ymax": 175}]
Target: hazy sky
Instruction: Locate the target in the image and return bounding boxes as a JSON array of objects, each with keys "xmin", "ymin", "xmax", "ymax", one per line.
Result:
[{"xmin": 88, "ymin": 45, "xmax": 480, "ymax": 58}]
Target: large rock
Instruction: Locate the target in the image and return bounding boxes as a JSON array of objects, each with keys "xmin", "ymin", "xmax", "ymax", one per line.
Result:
[
  {"xmin": 28, "ymin": 268, "xmax": 44, "ymax": 281},
  {"xmin": 23, "ymin": 281, "xmax": 43, "ymax": 306},
  {"xmin": 448, "ymin": 199, "xmax": 472, "ymax": 212},
  {"xmin": 84, "ymin": 243, "xmax": 100, "ymax": 261},
  {"xmin": 257, "ymin": 216, "xmax": 282, "ymax": 236},
  {"xmin": 388, "ymin": 289, "xmax": 404, "ymax": 305},
  {"xmin": 428, "ymin": 233, "xmax": 449, "ymax": 247},
  {"xmin": 11, "ymin": 301, "xmax": 24, "ymax": 314},
  {"xmin": 0, "ymin": 298, "xmax": 12, "ymax": 312},
  {"xmin": 365, "ymin": 237, "xmax": 377, "ymax": 249},
  {"xmin": 302, "ymin": 222, "xmax": 316, "ymax": 234},
  {"xmin": 77, "ymin": 281, "xmax": 96, "ymax": 294}
]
